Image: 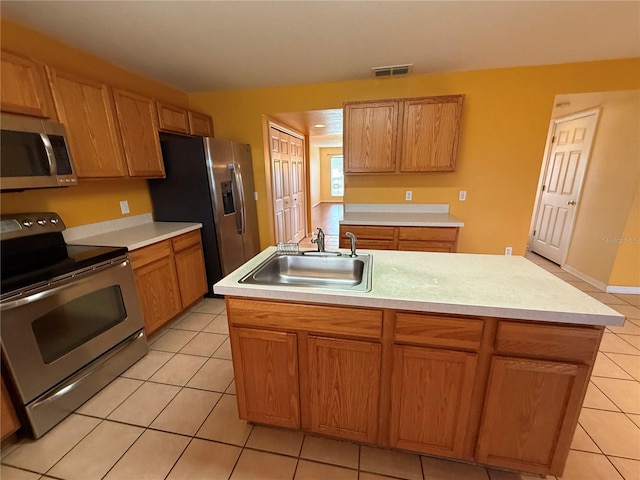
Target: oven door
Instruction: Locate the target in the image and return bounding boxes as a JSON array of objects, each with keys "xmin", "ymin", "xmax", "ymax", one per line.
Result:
[{"xmin": 0, "ymin": 257, "xmax": 145, "ymax": 404}]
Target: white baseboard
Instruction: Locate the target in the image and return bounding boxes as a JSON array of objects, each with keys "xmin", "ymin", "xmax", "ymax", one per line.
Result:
[
  {"xmin": 562, "ymin": 264, "xmax": 607, "ymax": 291},
  {"xmin": 562, "ymin": 264, "xmax": 640, "ymax": 294},
  {"xmin": 606, "ymin": 286, "xmax": 640, "ymax": 295}
]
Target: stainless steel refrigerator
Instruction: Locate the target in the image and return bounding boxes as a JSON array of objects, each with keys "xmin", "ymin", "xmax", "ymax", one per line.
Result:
[{"xmin": 149, "ymin": 134, "xmax": 261, "ymax": 296}]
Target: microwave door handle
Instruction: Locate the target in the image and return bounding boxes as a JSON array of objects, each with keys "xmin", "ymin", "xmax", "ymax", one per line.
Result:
[
  {"xmin": 230, "ymin": 162, "xmax": 246, "ymax": 234},
  {"xmin": 40, "ymin": 133, "xmax": 57, "ymax": 175}
]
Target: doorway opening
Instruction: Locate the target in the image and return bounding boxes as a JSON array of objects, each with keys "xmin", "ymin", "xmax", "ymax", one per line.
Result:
[{"xmin": 265, "ymin": 109, "xmax": 343, "ymax": 249}]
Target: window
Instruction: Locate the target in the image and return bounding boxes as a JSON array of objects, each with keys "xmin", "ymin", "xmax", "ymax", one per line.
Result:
[{"xmin": 330, "ymin": 155, "xmax": 344, "ymax": 197}]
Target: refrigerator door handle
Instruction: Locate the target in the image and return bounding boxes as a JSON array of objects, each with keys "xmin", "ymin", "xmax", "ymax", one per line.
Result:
[{"xmin": 229, "ymin": 162, "xmax": 246, "ymax": 234}]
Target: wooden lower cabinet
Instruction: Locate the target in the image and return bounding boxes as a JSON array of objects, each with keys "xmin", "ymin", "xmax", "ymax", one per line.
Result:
[
  {"xmin": 339, "ymin": 225, "xmax": 459, "ymax": 253},
  {"xmin": 230, "ymin": 327, "xmax": 300, "ymax": 428},
  {"xmin": 225, "ymin": 297, "xmax": 601, "ymax": 477},
  {"xmin": 172, "ymin": 231, "xmax": 208, "ymax": 306},
  {"xmin": 308, "ymin": 336, "xmax": 380, "ymax": 443},
  {"xmin": 133, "ymin": 255, "xmax": 182, "ymax": 335},
  {"xmin": 131, "ymin": 231, "xmax": 208, "ymax": 335},
  {"xmin": 389, "ymin": 345, "xmax": 477, "ymax": 457},
  {"xmin": 476, "ymin": 356, "xmax": 589, "ymax": 475},
  {"xmin": 1, "ymin": 376, "xmax": 20, "ymax": 439}
]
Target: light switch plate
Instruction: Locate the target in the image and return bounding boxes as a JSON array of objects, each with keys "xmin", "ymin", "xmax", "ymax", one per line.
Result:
[{"xmin": 120, "ymin": 200, "xmax": 130, "ymax": 215}]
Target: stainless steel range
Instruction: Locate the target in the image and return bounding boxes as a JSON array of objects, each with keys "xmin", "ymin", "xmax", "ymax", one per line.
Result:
[{"xmin": 0, "ymin": 212, "xmax": 147, "ymax": 438}]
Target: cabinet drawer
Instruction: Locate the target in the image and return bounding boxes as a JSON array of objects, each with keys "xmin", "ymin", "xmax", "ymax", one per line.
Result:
[
  {"xmin": 227, "ymin": 298, "xmax": 382, "ymax": 339},
  {"xmin": 495, "ymin": 321, "xmax": 603, "ymax": 364},
  {"xmin": 129, "ymin": 240, "xmax": 172, "ymax": 269},
  {"xmin": 398, "ymin": 227, "xmax": 458, "ymax": 242},
  {"xmin": 395, "ymin": 313, "xmax": 484, "ymax": 350},
  {"xmin": 172, "ymin": 230, "xmax": 202, "ymax": 252},
  {"xmin": 341, "ymin": 225, "xmax": 395, "ymax": 240},
  {"xmin": 397, "ymin": 241, "xmax": 454, "ymax": 253},
  {"xmin": 341, "ymin": 238, "xmax": 395, "ymax": 250}
]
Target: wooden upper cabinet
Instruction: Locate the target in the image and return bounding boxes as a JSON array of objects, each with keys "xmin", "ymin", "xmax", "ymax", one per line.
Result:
[
  {"xmin": 1, "ymin": 50, "xmax": 56, "ymax": 119},
  {"xmin": 400, "ymin": 96, "xmax": 463, "ymax": 172},
  {"xmin": 344, "ymin": 95, "xmax": 464, "ymax": 174},
  {"xmin": 344, "ymin": 101, "xmax": 399, "ymax": 173},
  {"xmin": 157, "ymin": 102, "xmax": 190, "ymax": 134},
  {"xmin": 157, "ymin": 101, "xmax": 214, "ymax": 137},
  {"xmin": 113, "ymin": 89, "xmax": 165, "ymax": 177},
  {"xmin": 188, "ymin": 110, "xmax": 214, "ymax": 137},
  {"xmin": 47, "ymin": 69, "xmax": 127, "ymax": 178}
]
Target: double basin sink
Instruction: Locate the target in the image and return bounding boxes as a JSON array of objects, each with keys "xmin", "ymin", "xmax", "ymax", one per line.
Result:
[{"xmin": 239, "ymin": 251, "xmax": 372, "ymax": 293}]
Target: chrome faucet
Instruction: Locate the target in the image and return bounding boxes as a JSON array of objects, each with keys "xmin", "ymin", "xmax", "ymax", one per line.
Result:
[
  {"xmin": 345, "ymin": 231, "xmax": 357, "ymax": 257},
  {"xmin": 311, "ymin": 227, "xmax": 325, "ymax": 252}
]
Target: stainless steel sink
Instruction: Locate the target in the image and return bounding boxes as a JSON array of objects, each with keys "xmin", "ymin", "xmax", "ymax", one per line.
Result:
[{"xmin": 239, "ymin": 252, "xmax": 372, "ymax": 292}]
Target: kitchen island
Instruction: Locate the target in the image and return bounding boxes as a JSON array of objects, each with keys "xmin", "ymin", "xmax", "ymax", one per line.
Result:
[{"xmin": 214, "ymin": 247, "xmax": 624, "ymax": 477}]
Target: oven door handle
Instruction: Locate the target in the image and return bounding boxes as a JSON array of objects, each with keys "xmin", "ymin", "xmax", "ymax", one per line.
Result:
[
  {"xmin": 28, "ymin": 331, "xmax": 145, "ymax": 409},
  {"xmin": 0, "ymin": 259, "xmax": 128, "ymax": 311}
]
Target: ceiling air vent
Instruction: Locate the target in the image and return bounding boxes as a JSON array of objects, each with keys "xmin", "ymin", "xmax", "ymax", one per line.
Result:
[{"xmin": 371, "ymin": 64, "xmax": 413, "ymax": 78}]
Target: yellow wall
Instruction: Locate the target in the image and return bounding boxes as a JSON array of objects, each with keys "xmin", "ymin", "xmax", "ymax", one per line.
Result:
[
  {"xmin": 320, "ymin": 147, "xmax": 344, "ymax": 202},
  {"xmin": 609, "ymin": 187, "xmax": 640, "ymax": 287},
  {"xmin": 0, "ymin": 18, "xmax": 187, "ymax": 226},
  {"xmin": 189, "ymin": 58, "xmax": 640, "ymax": 257},
  {"xmin": 553, "ymin": 91, "xmax": 639, "ymax": 286}
]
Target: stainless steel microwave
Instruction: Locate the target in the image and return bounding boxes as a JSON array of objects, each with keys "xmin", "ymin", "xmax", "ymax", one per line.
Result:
[{"xmin": 1, "ymin": 113, "xmax": 77, "ymax": 191}]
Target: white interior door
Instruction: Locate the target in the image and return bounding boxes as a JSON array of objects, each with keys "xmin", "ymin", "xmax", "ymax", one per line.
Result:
[{"xmin": 531, "ymin": 110, "xmax": 600, "ymax": 264}]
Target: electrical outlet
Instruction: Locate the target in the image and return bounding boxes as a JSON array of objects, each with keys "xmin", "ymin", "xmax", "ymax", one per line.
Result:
[
  {"xmin": 119, "ymin": 200, "xmax": 130, "ymax": 215},
  {"xmin": 254, "ymin": 191, "xmax": 258, "ymax": 201},
  {"xmin": 459, "ymin": 190, "xmax": 467, "ymax": 201},
  {"xmin": 405, "ymin": 190, "xmax": 412, "ymax": 201},
  {"xmin": 505, "ymin": 246, "xmax": 513, "ymax": 256}
]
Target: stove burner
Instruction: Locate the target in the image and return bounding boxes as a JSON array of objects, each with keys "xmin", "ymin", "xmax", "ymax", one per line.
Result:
[{"xmin": 1, "ymin": 214, "xmax": 127, "ymax": 298}]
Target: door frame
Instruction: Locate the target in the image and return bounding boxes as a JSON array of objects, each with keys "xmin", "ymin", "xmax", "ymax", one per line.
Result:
[
  {"xmin": 528, "ymin": 107, "xmax": 601, "ymax": 265},
  {"xmin": 261, "ymin": 116, "xmax": 308, "ymax": 245}
]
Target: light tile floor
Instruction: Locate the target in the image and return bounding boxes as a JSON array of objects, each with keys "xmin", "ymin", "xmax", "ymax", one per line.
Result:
[{"xmin": 2, "ymin": 252, "xmax": 640, "ymax": 480}]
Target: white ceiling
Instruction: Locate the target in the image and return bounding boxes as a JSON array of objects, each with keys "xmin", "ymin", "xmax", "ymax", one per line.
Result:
[{"xmin": 2, "ymin": 1, "xmax": 638, "ymax": 93}]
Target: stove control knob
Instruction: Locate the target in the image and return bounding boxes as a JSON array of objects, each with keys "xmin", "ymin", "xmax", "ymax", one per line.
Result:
[
  {"xmin": 37, "ymin": 219, "xmax": 47, "ymax": 226},
  {"xmin": 22, "ymin": 220, "xmax": 33, "ymax": 228},
  {"xmin": 50, "ymin": 217, "xmax": 59, "ymax": 225}
]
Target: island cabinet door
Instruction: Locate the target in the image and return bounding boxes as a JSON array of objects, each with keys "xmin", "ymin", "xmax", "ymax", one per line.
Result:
[
  {"xmin": 389, "ymin": 345, "xmax": 477, "ymax": 458},
  {"xmin": 230, "ymin": 327, "xmax": 300, "ymax": 429},
  {"xmin": 307, "ymin": 336, "xmax": 381, "ymax": 443},
  {"xmin": 476, "ymin": 356, "xmax": 590, "ymax": 476}
]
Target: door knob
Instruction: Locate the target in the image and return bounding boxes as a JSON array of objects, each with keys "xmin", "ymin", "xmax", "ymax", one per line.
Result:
[{"xmin": 567, "ymin": 200, "xmax": 577, "ymax": 206}]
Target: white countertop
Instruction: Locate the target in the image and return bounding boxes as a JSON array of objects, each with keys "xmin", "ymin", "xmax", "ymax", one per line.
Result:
[
  {"xmin": 340, "ymin": 203, "xmax": 463, "ymax": 227},
  {"xmin": 66, "ymin": 221, "xmax": 202, "ymax": 251},
  {"xmin": 214, "ymin": 247, "xmax": 624, "ymax": 327},
  {"xmin": 340, "ymin": 212, "xmax": 464, "ymax": 227}
]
